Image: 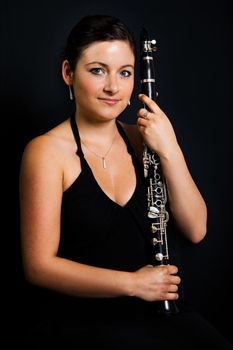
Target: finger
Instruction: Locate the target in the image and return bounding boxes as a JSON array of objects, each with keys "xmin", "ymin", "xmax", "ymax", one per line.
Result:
[
  {"xmin": 142, "ymin": 109, "xmax": 149, "ymax": 119},
  {"xmin": 138, "ymin": 94, "xmax": 160, "ymax": 113},
  {"xmin": 168, "ymin": 273, "xmax": 181, "ymax": 284},
  {"xmin": 167, "ymin": 265, "xmax": 179, "ymax": 275},
  {"xmin": 169, "ymin": 284, "xmax": 179, "ymax": 293},
  {"xmin": 137, "ymin": 112, "xmax": 149, "ymax": 128},
  {"xmin": 157, "ymin": 264, "xmax": 178, "ymax": 275},
  {"xmin": 166, "ymin": 292, "xmax": 179, "ymax": 300},
  {"xmin": 137, "ymin": 108, "xmax": 150, "ymax": 120},
  {"xmin": 171, "ymin": 275, "xmax": 181, "ymax": 285}
]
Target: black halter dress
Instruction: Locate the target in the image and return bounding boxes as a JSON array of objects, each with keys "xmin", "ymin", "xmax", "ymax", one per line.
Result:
[{"xmin": 21, "ymin": 114, "xmax": 233, "ymax": 349}]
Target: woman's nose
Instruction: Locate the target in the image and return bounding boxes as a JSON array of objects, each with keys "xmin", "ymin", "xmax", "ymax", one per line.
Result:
[{"xmin": 103, "ymin": 74, "xmax": 119, "ymax": 94}]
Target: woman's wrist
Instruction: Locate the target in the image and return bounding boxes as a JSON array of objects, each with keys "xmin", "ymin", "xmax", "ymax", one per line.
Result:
[{"xmin": 119, "ymin": 271, "xmax": 136, "ymax": 297}]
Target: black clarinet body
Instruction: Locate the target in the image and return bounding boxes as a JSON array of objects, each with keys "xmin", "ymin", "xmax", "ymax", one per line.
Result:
[{"xmin": 140, "ymin": 28, "xmax": 179, "ymax": 315}]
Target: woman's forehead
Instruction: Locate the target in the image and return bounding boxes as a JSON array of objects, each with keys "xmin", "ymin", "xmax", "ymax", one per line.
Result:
[{"xmin": 81, "ymin": 40, "xmax": 135, "ymax": 62}]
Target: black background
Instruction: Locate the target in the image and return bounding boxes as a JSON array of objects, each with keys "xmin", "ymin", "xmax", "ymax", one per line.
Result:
[{"xmin": 1, "ymin": 0, "xmax": 233, "ymax": 344}]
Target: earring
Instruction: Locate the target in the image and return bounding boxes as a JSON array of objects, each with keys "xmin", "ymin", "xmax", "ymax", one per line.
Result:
[
  {"xmin": 69, "ymin": 86, "xmax": 73, "ymax": 100},
  {"xmin": 128, "ymin": 100, "xmax": 131, "ymax": 106}
]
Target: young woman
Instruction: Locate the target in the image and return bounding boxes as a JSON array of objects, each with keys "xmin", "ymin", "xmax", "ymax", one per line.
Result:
[{"xmin": 19, "ymin": 14, "xmax": 232, "ymax": 349}]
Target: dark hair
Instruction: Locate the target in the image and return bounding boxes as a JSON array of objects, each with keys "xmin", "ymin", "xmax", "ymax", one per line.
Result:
[{"xmin": 63, "ymin": 15, "xmax": 137, "ymax": 71}]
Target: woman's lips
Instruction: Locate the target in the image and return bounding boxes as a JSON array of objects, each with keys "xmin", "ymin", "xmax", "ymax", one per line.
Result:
[{"xmin": 98, "ymin": 98, "xmax": 120, "ymax": 105}]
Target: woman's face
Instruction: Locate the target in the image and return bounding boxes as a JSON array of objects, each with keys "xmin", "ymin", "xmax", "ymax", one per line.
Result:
[{"xmin": 72, "ymin": 40, "xmax": 135, "ymax": 122}]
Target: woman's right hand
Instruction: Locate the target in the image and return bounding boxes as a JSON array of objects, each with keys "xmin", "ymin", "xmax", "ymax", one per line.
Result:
[{"xmin": 130, "ymin": 264, "xmax": 181, "ymax": 302}]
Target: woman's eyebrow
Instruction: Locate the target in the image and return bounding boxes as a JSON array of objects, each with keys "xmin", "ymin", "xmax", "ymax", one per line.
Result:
[{"xmin": 85, "ymin": 61, "xmax": 134, "ymax": 69}]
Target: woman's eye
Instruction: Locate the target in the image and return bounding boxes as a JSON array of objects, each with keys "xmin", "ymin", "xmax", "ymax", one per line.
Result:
[
  {"xmin": 90, "ymin": 68, "xmax": 104, "ymax": 75},
  {"xmin": 121, "ymin": 70, "xmax": 132, "ymax": 77}
]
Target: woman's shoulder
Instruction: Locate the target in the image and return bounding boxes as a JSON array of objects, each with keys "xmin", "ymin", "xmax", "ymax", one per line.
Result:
[{"xmin": 21, "ymin": 118, "xmax": 73, "ymax": 169}]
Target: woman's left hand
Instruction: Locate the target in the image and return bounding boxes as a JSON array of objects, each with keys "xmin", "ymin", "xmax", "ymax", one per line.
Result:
[{"xmin": 137, "ymin": 94, "xmax": 179, "ymax": 159}]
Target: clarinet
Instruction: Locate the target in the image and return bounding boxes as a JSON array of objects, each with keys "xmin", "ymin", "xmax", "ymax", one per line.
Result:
[{"xmin": 140, "ymin": 28, "xmax": 179, "ymax": 315}]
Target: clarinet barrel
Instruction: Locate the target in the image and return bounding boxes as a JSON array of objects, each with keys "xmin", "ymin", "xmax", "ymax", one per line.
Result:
[{"xmin": 140, "ymin": 28, "xmax": 179, "ymax": 315}]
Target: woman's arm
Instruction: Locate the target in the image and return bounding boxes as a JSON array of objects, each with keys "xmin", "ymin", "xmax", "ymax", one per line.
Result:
[
  {"xmin": 19, "ymin": 135, "xmax": 131, "ymax": 297},
  {"xmin": 136, "ymin": 94, "xmax": 207, "ymax": 243}
]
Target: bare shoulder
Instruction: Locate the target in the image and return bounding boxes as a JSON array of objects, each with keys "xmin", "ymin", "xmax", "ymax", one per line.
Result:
[
  {"xmin": 20, "ymin": 118, "xmax": 73, "ymax": 174},
  {"xmin": 118, "ymin": 121, "xmax": 144, "ymax": 160}
]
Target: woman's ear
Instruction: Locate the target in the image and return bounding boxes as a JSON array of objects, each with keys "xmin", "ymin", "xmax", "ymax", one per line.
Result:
[{"xmin": 62, "ymin": 60, "xmax": 73, "ymax": 85}]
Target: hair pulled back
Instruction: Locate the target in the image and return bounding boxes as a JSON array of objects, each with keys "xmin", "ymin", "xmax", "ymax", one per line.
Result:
[{"xmin": 63, "ymin": 15, "xmax": 136, "ymax": 71}]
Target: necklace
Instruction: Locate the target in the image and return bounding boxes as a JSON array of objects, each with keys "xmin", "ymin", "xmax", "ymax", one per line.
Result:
[{"xmin": 81, "ymin": 132, "xmax": 117, "ymax": 169}]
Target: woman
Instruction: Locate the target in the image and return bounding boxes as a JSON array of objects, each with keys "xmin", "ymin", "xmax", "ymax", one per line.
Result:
[{"xmin": 19, "ymin": 14, "xmax": 232, "ymax": 349}]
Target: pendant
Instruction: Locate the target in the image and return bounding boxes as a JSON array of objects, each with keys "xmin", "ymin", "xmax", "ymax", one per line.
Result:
[{"xmin": 102, "ymin": 157, "xmax": 107, "ymax": 169}]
